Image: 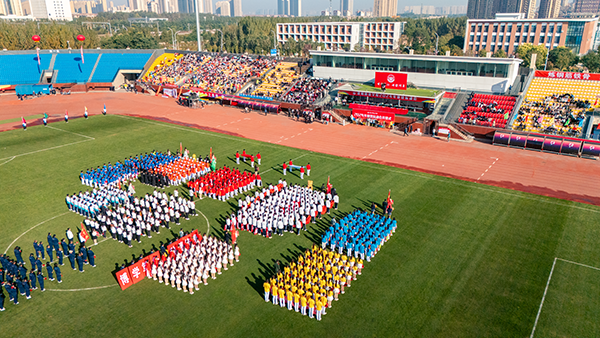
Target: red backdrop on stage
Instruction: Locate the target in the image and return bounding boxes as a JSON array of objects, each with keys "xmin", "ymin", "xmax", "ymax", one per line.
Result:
[{"xmin": 374, "ymin": 72, "xmax": 408, "ymax": 90}]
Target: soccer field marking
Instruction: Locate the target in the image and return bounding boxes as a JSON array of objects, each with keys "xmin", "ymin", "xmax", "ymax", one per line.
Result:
[
  {"xmin": 0, "ymin": 156, "xmax": 16, "ymax": 166},
  {"xmin": 0, "ymin": 139, "xmax": 94, "ymax": 162},
  {"xmin": 3, "ymin": 212, "xmax": 70, "ymax": 254},
  {"xmin": 46, "ymin": 284, "xmax": 118, "ymax": 292},
  {"xmin": 362, "ymin": 141, "xmax": 395, "ymax": 159},
  {"xmin": 477, "ymin": 157, "xmax": 499, "ymax": 181},
  {"xmin": 530, "ymin": 257, "xmax": 557, "ymax": 338},
  {"xmin": 195, "ymin": 209, "xmax": 210, "ymax": 235},
  {"xmin": 46, "ymin": 125, "xmax": 95, "ymax": 140},
  {"xmin": 530, "ymin": 257, "xmax": 600, "ymax": 337}
]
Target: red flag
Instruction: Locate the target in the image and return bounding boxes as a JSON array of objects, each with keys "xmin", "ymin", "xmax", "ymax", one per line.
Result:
[
  {"xmin": 386, "ymin": 190, "xmax": 391, "ymax": 206},
  {"xmin": 128, "ymin": 260, "xmax": 146, "ymax": 285},
  {"xmin": 326, "ymin": 176, "xmax": 331, "ymax": 194},
  {"xmin": 80, "ymin": 45, "xmax": 84, "ymax": 64},
  {"xmin": 209, "ymin": 147, "xmax": 212, "ymax": 160},
  {"xmin": 180, "ymin": 142, "xmax": 183, "ymax": 155},
  {"xmin": 231, "ymin": 229, "xmax": 239, "ymax": 244},
  {"xmin": 79, "ymin": 226, "xmax": 90, "ymax": 242},
  {"xmin": 116, "ymin": 269, "xmax": 133, "ymax": 290},
  {"xmin": 21, "ymin": 117, "xmax": 26, "ymax": 125}
]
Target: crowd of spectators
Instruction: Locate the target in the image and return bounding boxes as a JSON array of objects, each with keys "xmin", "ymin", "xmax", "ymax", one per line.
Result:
[
  {"xmin": 279, "ymin": 78, "xmax": 332, "ymax": 104},
  {"xmin": 512, "ymin": 93, "xmax": 589, "ymax": 136}
]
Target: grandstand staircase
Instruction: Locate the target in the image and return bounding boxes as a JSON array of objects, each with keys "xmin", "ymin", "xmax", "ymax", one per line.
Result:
[
  {"xmin": 444, "ymin": 123, "xmax": 474, "ymax": 142},
  {"xmin": 443, "ymin": 93, "xmax": 469, "ymax": 124},
  {"xmin": 87, "ymin": 54, "xmax": 103, "ymax": 83},
  {"xmin": 327, "ymin": 109, "xmax": 346, "ymax": 124}
]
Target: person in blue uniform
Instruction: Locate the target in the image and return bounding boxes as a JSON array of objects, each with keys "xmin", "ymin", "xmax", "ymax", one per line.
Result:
[
  {"xmin": 46, "ymin": 263, "xmax": 54, "ymax": 281},
  {"xmin": 52, "ymin": 235, "xmax": 60, "ymax": 251},
  {"xmin": 76, "ymin": 253, "xmax": 84, "ymax": 272},
  {"xmin": 0, "ymin": 267, "xmax": 4, "ymax": 283},
  {"xmin": 54, "ymin": 264, "xmax": 62, "ymax": 283},
  {"xmin": 35, "ymin": 257, "xmax": 42, "ymax": 272},
  {"xmin": 68, "ymin": 242, "xmax": 75, "ymax": 254},
  {"xmin": 56, "ymin": 249, "xmax": 64, "ymax": 266},
  {"xmin": 37, "ymin": 271, "xmax": 45, "ymax": 292},
  {"xmin": 16, "ymin": 278, "xmax": 25, "ymax": 296},
  {"xmin": 23, "ymin": 279, "xmax": 31, "ymax": 299},
  {"xmin": 18, "ymin": 264, "xmax": 27, "ymax": 279},
  {"xmin": 38, "ymin": 242, "xmax": 45, "ymax": 260},
  {"xmin": 80, "ymin": 245, "xmax": 88, "ymax": 265},
  {"xmin": 33, "ymin": 241, "xmax": 41, "ymax": 258},
  {"xmin": 46, "ymin": 245, "xmax": 53, "ymax": 262},
  {"xmin": 0, "ymin": 286, "xmax": 5, "ymax": 311},
  {"xmin": 29, "ymin": 270, "xmax": 37, "ymax": 290},
  {"xmin": 87, "ymin": 248, "xmax": 96, "ymax": 267},
  {"xmin": 13, "ymin": 247, "xmax": 24, "ymax": 265},
  {"xmin": 67, "ymin": 251, "xmax": 76, "ymax": 270},
  {"xmin": 28, "ymin": 253, "xmax": 36, "ymax": 268},
  {"xmin": 60, "ymin": 239, "xmax": 69, "ymax": 254}
]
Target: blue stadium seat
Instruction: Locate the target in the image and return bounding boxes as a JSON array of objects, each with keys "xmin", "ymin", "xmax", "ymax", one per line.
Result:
[
  {"xmin": 54, "ymin": 53, "xmax": 99, "ymax": 84},
  {"xmin": 0, "ymin": 54, "xmax": 51, "ymax": 85},
  {"xmin": 90, "ymin": 53, "xmax": 152, "ymax": 83}
]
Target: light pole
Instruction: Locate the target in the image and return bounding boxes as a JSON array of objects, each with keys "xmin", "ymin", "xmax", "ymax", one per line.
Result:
[
  {"xmin": 544, "ymin": 44, "xmax": 551, "ymax": 71},
  {"xmin": 216, "ymin": 29, "xmax": 223, "ymax": 53},
  {"xmin": 434, "ymin": 32, "xmax": 439, "ymax": 55},
  {"xmin": 168, "ymin": 28, "xmax": 175, "ymax": 49},
  {"xmin": 195, "ymin": 0, "xmax": 201, "ymax": 51},
  {"xmin": 67, "ymin": 40, "xmax": 71, "ymax": 49},
  {"xmin": 175, "ymin": 31, "xmax": 181, "ymax": 50}
]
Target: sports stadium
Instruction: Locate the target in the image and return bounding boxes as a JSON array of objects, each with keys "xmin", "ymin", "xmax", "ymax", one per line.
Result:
[{"xmin": 1, "ymin": 46, "xmax": 600, "ymax": 337}]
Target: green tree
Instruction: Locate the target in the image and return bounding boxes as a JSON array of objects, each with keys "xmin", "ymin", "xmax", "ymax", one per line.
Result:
[
  {"xmin": 582, "ymin": 51, "xmax": 600, "ymax": 73},
  {"xmin": 516, "ymin": 43, "xmax": 547, "ymax": 69},
  {"xmin": 478, "ymin": 48, "xmax": 488, "ymax": 57},
  {"xmin": 100, "ymin": 28, "xmax": 158, "ymax": 49},
  {"xmin": 548, "ymin": 46, "xmax": 576, "ymax": 71},
  {"xmin": 493, "ymin": 49, "xmax": 507, "ymax": 58}
]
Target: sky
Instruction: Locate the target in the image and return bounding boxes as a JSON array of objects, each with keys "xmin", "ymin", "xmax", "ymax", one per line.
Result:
[{"xmin": 248, "ymin": 0, "xmax": 468, "ymax": 16}]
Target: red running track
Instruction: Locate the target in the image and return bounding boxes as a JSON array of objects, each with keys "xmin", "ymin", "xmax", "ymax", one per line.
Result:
[{"xmin": 1, "ymin": 92, "xmax": 599, "ymax": 205}]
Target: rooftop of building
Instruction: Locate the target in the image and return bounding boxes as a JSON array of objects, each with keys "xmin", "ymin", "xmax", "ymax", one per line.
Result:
[{"xmin": 310, "ymin": 50, "xmax": 523, "ymax": 65}]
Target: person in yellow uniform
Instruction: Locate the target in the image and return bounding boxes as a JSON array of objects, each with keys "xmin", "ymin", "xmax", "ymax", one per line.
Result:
[
  {"xmin": 263, "ymin": 281, "xmax": 271, "ymax": 302},
  {"xmin": 321, "ymin": 294, "xmax": 328, "ymax": 315},
  {"xmin": 293, "ymin": 291, "xmax": 301, "ymax": 312},
  {"xmin": 272, "ymin": 284, "xmax": 278, "ymax": 305},
  {"xmin": 286, "ymin": 288, "xmax": 293, "ymax": 310},
  {"xmin": 308, "ymin": 297, "xmax": 316, "ymax": 319},
  {"xmin": 278, "ymin": 286, "xmax": 286, "ymax": 307},
  {"xmin": 300, "ymin": 294, "xmax": 308, "ymax": 316},
  {"xmin": 315, "ymin": 298, "xmax": 323, "ymax": 321},
  {"xmin": 327, "ymin": 290, "xmax": 334, "ymax": 309}
]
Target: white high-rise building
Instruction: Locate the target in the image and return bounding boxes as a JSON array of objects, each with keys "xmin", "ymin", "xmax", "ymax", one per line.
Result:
[
  {"xmin": 215, "ymin": 0, "xmax": 228, "ymax": 15},
  {"xmin": 340, "ymin": 0, "xmax": 352, "ymax": 16},
  {"xmin": 229, "ymin": 0, "xmax": 241, "ymax": 16},
  {"xmin": 203, "ymin": 0, "xmax": 212, "ymax": 13},
  {"xmin": 2, "ymin": 0, "xmax": 24, "ymax": 15},
  {"xmin": 45, "ymin": 0, "xmax": 72, "ymax": 20},
  {"xmin": 29, "ymin": 0, "xmax": 47, "ymax": 16}
]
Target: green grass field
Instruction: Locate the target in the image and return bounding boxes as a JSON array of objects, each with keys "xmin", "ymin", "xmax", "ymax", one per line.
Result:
[
  {"xmin": 352, "ymin": 84, "xmax": 439, "ymax": 98},
  {"xmin": 1, "ymin": 114, "xmax": 600, "ymax": 337}
]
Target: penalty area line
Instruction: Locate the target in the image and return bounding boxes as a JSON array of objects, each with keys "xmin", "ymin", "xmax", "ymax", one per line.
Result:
[
  {"xmin": 46, "ymin": 125, "xmax": 95, "ymax": 140},
  {"xmin": 530, "ymin": 257, "xmax": 557, "ymax": 338},
  {"xmin": 195, "ymin": 209, "xmax": 211, "ymax": 235},
  {"xmin": 46, "ymin": 284, "xmax": 118, "ymax": 292},
  {"xmin": 0, "ymin": 139, "xmax": 93, "ymax": 162}
]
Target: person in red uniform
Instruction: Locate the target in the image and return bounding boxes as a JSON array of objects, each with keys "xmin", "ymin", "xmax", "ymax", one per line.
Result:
[
  {"xmin": 289, "ymin": 159, "xmax": 293, "ymax": 172},
  {"xmin": 306, "ymin": 163, "xmax": 311, "ymax": 176},
  {"xmin": 282, "ymin": 162, "xmax": 287, "ymax": 175},
  {"xmin": 300, "ymin": 166, "xmax": 305, "ymax": 179},
  {"xmin": 250, "ymin": 155, "xmax": 255, "ymax": 168},
  {"xmin": 236, "ymin": 151, "xmax": 240, "ymax": 164},
  {"xmin": 256, "ymin": 152, "xmax": 261, "ymax": 165}
]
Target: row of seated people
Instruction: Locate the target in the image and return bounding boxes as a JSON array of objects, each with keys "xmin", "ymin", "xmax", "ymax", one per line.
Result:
[
  {"xmin": 184, "ymin": 54, "xmax": 277, "ymax": 95},
  {"xmin": 251, "ymin": 63, "xmax": 299, "ymax": 99},
  {"xmin": 142, "ymin": 54, "xmax": 186, "ymax": 86},
  {"xmin": 512, "ymin": 93, "xmax": 588, "ymax": 137},
  {"xmin": 278, "ymin": 78, "xmax": 333, "ymax": 104},
  {"xmin": 458, "ymin": 93, "xmax": 516, "ymax": 128}
]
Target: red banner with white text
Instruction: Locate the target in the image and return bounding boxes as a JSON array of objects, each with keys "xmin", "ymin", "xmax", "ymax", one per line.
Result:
[
  {"xmin": 375, "ymin": 72, "xmax": 408, "ymax": 89},
  {"xmin": 128, "ymin": 260, "xmax": 146, "ymax": 285},
  {"xmin": 534, "ymin": 70, "xmax": 600, "ymax": 81},
  {"xmin": 116, "ymin": 269, "xmax": 133, "ymax": 290},
  {"xmin": 352, "ymin": 109, "xmax": 395, "ymax": 122}
]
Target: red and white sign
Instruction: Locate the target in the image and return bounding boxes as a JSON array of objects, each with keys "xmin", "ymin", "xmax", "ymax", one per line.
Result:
[
  {"xmin": 128, "ymin": 260, "xmax": 146, "ymax": 285},
  {"xmin": 438, "ymin": 128, "xmax": 450, "ymax": 135},
  {"xmin": 342, "ymin": 90, "xmax": 431, "ymax": 102},
  {"xmin": 352, "ymin": 109, "xmax": 395, "ymax": 122},
  {"xmin": 375, "ymin": 72, "xmax": 408, "ymax": 90},
  {"xmin": 535, "ymin": 70, "xmax": 600, "ymax": 81},
  {"xmin": 349, "ymin": 103, "xmax": 408, "ymax": 115},
  {"xmin": 116, "ymin": 269, "xmax": 133, "ymax": 290}
]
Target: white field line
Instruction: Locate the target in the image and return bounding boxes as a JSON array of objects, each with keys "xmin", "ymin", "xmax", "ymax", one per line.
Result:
[
  {"xmin": 46, "ymin": 125, "xmax": 95, "ymax": 140},
  {"xmin": 46, "ymin": 284, "xmax": 118, "ymax": 292},
  {"xmin": 477, "ymin": 157, "xmax": 499, "ymax": 181},
  {"xmin": 530, "ymin": 257, "xmax": 557, "ymax": 338},
  {"xmin": 0, "ymin": 156, "xmax": 16, "ymax": 166},
  {"xmin": 195, "ymin": 209, "xmax": 210, "ymax": 235},
  {"xmin": 557, "ymin": 257, "xmax": 600, "ymax": 271},
  {"xmin": 0, "ymin": 139, "xmax": 93, "ymax": 162},
  {"xmin": 3, "ymin": 212, "xmax": 70, "ymax": 254}
]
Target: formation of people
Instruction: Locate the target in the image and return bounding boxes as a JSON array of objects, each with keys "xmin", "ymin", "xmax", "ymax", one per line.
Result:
[
  {"xmin": 230, "ymin": 180, "xmax": 337, "ymax": 238},
  {"xmin": 188, "ymin": 166, "xmax": 260, "ymax": 201},
  {"xmin": 65, "ymin": 186, "xmax": 131, "ymax": 218},
  {"xmin": 149, "ymin": 233, "xmax": 239, "ymax": 293},
  {"xmin": 263, "ymin": 245, "xmax": 363, "ymax": 321},
  {"xmin": 322, "ymin": 210, "xmax": 397, "ymax": 262},
  {"xmin": 0, "ymin": 238, "xmax": 97, "ymax": 311},
  {"xmin": 89, "ymin": 189, "xmax": 196, "ymax": 248},
  {"xmin": 140, "ymin": 156, "xmax": 211, "ymax": 188},
  {"xmin": 282, "ymin": 159, "xmax": 311, "ymax": 179}
]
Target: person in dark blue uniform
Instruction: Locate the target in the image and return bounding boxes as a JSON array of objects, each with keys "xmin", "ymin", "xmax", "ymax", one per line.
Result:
[
  {"xmin": 37, "ymin": 271, "xmax": 45, "ymax": 292},
  {"xmin": 23, "ymin": 279, "xmax": 31, "ymax": 299},
  {"xmin": 16, "ymin": 278, "xmax": 25, "ymax": 296},
  {"xmin": 33, "ymin": 240, "xmax": 41, "ymax": 258},
  {"xmin": 67, "ymin": 251, "xmax": 76, "ymax": 270},
  {"xmin": 35, "ymin": 257, "xmax": 42, "ymax": 272},
  {"xmin": 60, "ymin": 239, "xmax": 69, "ymax": 254},
  {"xmin": 68, "ymin": 242, "xmax": 75, "ymax": 254},
  {"xmin": 38, "ymin": 242, "xmax": 45, "ymax": 260},
  {"xmin": 87, "ymin": 248, "xmax": 96, "ymax": 267},
  {"xmin": 46, "ymin": 245, "xmax": 53, "ymax": 262},
  {"xmin": 80, "ymin": 245, "xmax": 88, "ymax": 264},
  {"xmin": 28, "ymin": 253, "xmax": 36, "ymax": 268},
  {"xmin": 0, "ymin": 285, "xmax": 5, "ymax": 311},
  {"xmin": 76, "ymin": 253, "xmax": 84, "ymax": 272},
  {"xmin": 18, "ymin": 264, "xmax": 27, "ymax": 279},
  {"xmin": 0, "ymin": 267, "xmax": 4, "ymax": 283},
  {"xmin": 46, "ymin": 263, "xmax": 54, "ymax": 281},
  {"xmin": 54, "ymin": 264, "xmax": 62, "ymax": 283},
  {"xmin": 52, "ymin": 235, "xmax": 60, "ymax": 251},
  {"xmin": 29, "ymin": 270, "xmax": 37, "ymax": 290},
  {"xmin": 56, "ymin": 249, "xmax": 64, "ymax": 266},
  {"xmin": 13, "ymin": 247, "xmax": 24, "ymax": 265}
]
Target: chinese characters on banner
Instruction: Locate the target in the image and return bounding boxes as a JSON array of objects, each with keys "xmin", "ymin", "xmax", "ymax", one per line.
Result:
[
  {"xmin": 352, "ymin": 109, "xmax": 395, "ymax": 122},
  {"xmin": 374, "ymin": 72, "xmax": 408, "ymax": 90},
  {"xmin": 534, "ymin": 70, "xmax": 600, "ymax": 81},
  {"xmin": 116, "ymin": 269, "xmax": 133, "ymax": 290}
]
